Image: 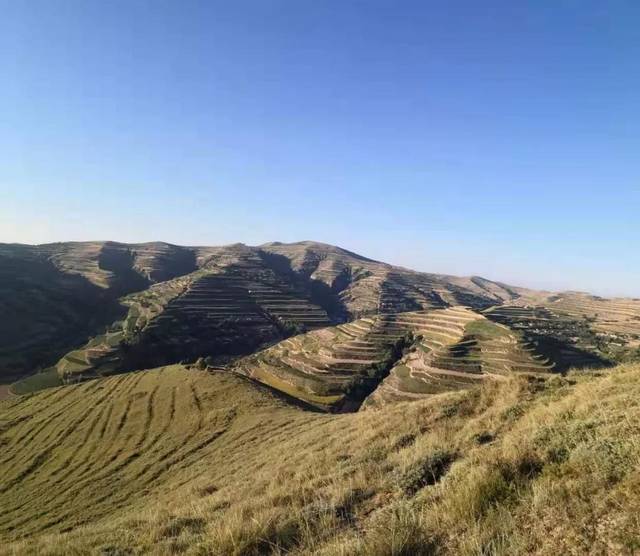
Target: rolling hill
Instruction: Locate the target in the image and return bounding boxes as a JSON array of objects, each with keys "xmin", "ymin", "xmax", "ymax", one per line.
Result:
[
  {"xmin": 0, "ymin": 240, "xmax": 531, "ymax": 387},
  {"xmin": 2, "ymin": 240, "xmax": 639, "ymax": 399},
  {"xmin": 232, "ymin": 305, "xmax": 610, "ymax": 412}
]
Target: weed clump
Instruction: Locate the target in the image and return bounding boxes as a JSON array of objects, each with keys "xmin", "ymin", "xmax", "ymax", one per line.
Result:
[{"xmin": 397, "ymin": 450, "xmax": 456, "ymax": 495}]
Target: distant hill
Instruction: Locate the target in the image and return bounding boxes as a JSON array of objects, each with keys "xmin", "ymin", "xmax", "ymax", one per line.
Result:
[
  {"xmin": 260, "ymin": 240, "xmax": 521, "ymax": 315},
  {"xmin": 1, "ymin": 241, "xmax": 638, "ymax": 391}
]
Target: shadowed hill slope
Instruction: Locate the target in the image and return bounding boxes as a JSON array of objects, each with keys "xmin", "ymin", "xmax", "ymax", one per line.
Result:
[
  {"xmin": 53, "ymin": 245, "xmax": 335, "ymax": 382},
  {"xmin": 0, "ymin": 245, "xmax": 126, "ymax": 382},
  {"xmin": 0, "ymin": 242, "xmax": 197, "ymax": 381},
  {"xmin": 2, "ymin": 363, "xmax": 640, "ymax": 554}
]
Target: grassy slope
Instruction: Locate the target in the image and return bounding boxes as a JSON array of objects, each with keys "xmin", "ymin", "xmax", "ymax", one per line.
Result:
[
  {"xmin": 1, "ymin": 364, "xmax": 640, "ymax": 555},
  {"xmin": 9, "ymin": 368, "xmax": 62, "ymax": 395}
]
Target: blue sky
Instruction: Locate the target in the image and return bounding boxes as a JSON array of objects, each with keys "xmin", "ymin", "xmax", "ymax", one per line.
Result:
[{"xmin": 1, "ymin": 1, "xmax": 639, "ymax": 296}]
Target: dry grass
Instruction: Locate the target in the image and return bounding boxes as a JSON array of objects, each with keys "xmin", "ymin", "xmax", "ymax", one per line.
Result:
[{"xmin": 2, "ymin": 363, "xmax": 640, "ymax": 555}]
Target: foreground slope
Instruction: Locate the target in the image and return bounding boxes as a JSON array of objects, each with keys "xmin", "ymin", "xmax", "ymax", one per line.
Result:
[
  {"xmin": 0, "ymin": 366, "xmax": 298, "ymax": 541},
  {"xmin": 2, "ymin": 363, "xmax": 640, "ymax": 554}
]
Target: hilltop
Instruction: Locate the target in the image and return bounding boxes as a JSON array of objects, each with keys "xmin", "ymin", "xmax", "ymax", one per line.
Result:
[{"xmin": 2, "ymin": 362, "xmax": 640, "ymax": 554}]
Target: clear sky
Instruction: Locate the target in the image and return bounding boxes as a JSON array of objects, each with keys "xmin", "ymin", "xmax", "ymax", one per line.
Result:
[{"xmin": 1, "ymin": 1, "xmax": 639, "ymax": 296}]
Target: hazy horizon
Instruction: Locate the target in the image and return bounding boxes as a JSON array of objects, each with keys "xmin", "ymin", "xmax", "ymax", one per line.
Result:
[{"xmin": 2, "ymin": 1, "xmax": 639, "ymax": 297}]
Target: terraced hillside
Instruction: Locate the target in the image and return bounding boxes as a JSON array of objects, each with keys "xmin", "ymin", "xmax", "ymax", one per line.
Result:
[
  {"xmin": 55, "ymin": 246, "xmax": 333, "ymax": 382},
  {"xmin": 53, "ymin": 273, "xmax": 195, "ymax": 380},
  {"xmin": 484, "ymin": 305, "xmax": 614, "ymax": 370},
  {"xmin": 235, "ymin": 306, "xmax": 566, "ymax": 411},
  {"xmin": 3, "ymin": 362, "xmax": 640, "ymax": 554},
  {"xmin": 509, "ymin": 292, "xmax": 640, "ymax": 361},
  {"xmin": 512, "ymin": 290, "xmax": 640, "ymax": 330},
  {"xmin": 366, "ymin": 310, "xmax": 555, "ymax": 407},
  {"xmin": 4, "ymin": 239, "xmax": 639, "ymax": 389},
  {"xmin": 55, "ymin": 242, "xmax": 531, "ymax": 385},
  {"xmin": 197, "ymin": 243, "xmax": 332, "ymax": 330},
  {"xmin": 234, "ymin": 312, "xmax": 408, "ymax": 411}
]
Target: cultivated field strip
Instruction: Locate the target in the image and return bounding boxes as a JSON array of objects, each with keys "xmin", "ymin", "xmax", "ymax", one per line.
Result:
[
  {"xmin": 0, "ymin": 366, "xmax": 243, "ymax": 539},
  {"xmin": 142, "ymin": 268, "xmax": 330, "ymax": 357},
  {"xmin": 196, "ymin": 244, "xmax": 330, "ymax": 330}
]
